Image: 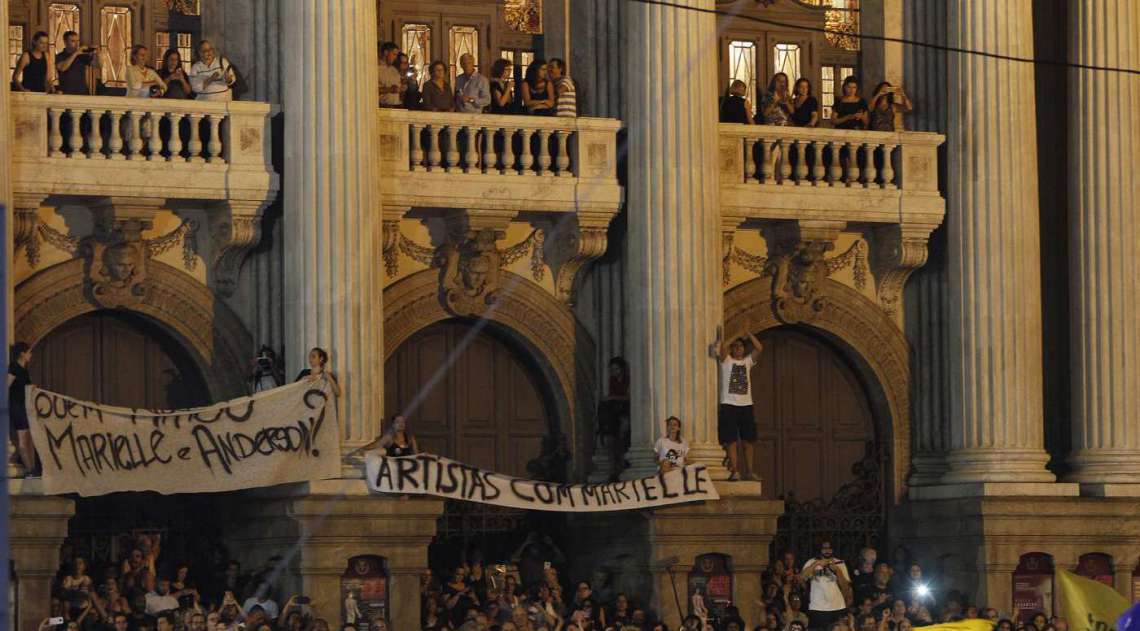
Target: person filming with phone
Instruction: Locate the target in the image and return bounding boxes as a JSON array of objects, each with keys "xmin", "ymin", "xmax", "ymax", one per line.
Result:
[
  {"xmin": 801, "ymin": 540, "xmax": 852, "ymax": 630},
  {"xmin": 56, "ymin": 31, "xmax": 99, "ymax": 95}
]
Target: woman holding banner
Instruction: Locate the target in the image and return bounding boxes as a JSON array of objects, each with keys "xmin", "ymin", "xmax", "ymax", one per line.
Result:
[
  {"xmin": 654, "ymin": 416, "xmax": 689, "ymax": 474},
  {"xmin": 294, "ymin": 347, "xmax": 342, "ymax": 398},
  {"xmin": 8, "ymin": 342, "xmax": 38, "ymax": 476}
]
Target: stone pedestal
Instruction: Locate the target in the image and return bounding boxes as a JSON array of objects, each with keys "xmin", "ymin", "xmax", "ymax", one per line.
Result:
[
  {"xmin": 894, "ymin": 496, "xmax": 1140, "ymax": 611},
  {"xmin": 227, "ymin": 481, "xmax": 443, "ymax": 630},
  {"xmin": 280, "ymin": 1, "xmax": 385, "ymax": 459},
  {"xmin": 568, "ymin": 485, "xmax": 781, "ymax": 628},
  {"xmin": 942, "ymin": 0, "xmax": 1055, "ymax": 488},
  {"xmin": 9, "ymin": 486, "xmax": 74, "ymax": 631},
  {"xmin": 1064, "ymin": 0, "xmax": 1140, "ymax": 492},
  {"xmin": 623, "ymin": 0, "xmax": 726, "ymax": 479}
]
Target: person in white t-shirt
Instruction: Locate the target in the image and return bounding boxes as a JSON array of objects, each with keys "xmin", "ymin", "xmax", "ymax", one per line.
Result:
[
  {"xmin": 714, "ymin": 326, "xmax": 764, "ymax": 481},
  {"xmin": 653, "ymin": 416, "xmax": 689, "ymax": 473},
  {"xmin": 189, "ymin": 40, "xmax": 236, "ymax": 102},
  {"xmin": 800, "ymin": 540, "xmax": 851, "ymax": 630}
]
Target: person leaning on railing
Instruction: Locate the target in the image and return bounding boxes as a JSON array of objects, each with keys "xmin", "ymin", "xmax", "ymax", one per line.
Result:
[
  {"xmin": 11, "ymin": 30, "xmax": 57, "ymax": 93},
  {"xmin": 720, "ymin": 79, "xmax": 756, "ymax": 124},
  {"xmin": 190, "ymin": 40, "xmax": 236, "ymax": 102},
  {"xmin": 421, "ymin": 60, "xmax": 455, "ymax": 112},
  {"xmin": 159, "ymin": 48, "xmax": 193, "ymax": 99},
  {"xmin": 489, "ymin": 58, "xmax": 515, "ymax": 114},
  {"xmin": 126, "ymin": 45, "xmax": 166, "ymax": 98},
  {"xmin": 521, "ymin": 59, "xmax": 556, "ymax": 116}
]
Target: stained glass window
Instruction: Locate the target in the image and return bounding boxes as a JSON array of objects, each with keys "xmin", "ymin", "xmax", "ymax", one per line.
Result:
[
  {"xmin": 728, "ymin": 40, "xmax": 756, "ymax": 111},
  {"xmin": 448, "ymin": 25, "xmax": 479, "ymax": 86},
  {"xmin": 798, "ymin": 0, "xmax": 860, "ymax": 51},
  {"xmin": 155, "ymin": 31, "xmax": 169, "ymax": 68},
  {"xmin": 821, "ymin": 66, "xmax": 835, "ymax": 119},
  {"xmin": 9, "ymin": 25, "xmax": 23, "ymax": 71},
  {"xmin": 48, "ymin": 3, "xmax": 81, "ymax": 59},
  {"xmin": 773, "ymin": 43, "xmax": 801, "ymax": 82},
  {"xmin": 503, "ymin": 0, "xmax": 542, "ymax": 34},
  {"xmin": 100, "ymin": 6, "xmax": 132, "ymax": 88},
  {"xmin": 178, "ymin": 33, "xmax": 193, "ymax": 72},
  {"xmin": 400, "ymin": 24, "xmax": 431, "ymax": 87}
]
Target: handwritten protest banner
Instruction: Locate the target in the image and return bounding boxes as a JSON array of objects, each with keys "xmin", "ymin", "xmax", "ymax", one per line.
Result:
[
  {"xmin": 365, "ymin": 453, "xmax": 719, "ymax": 512},
  {"xmin": 26, "ymin": 381, "xmax": 340, "ymax": 496}
]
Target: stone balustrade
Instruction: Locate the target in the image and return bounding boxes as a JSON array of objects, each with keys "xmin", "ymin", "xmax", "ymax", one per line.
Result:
[
  {"xmin": 719, "ymin": 124, "xmax": 945, "ymax": 226},
  {"xmin": 10, "ymin": 92, "xmax": 277, "ymax": 203},
  {"xmin": 376, "ymin": 108, "xmax": 622, "ymax": 216}
]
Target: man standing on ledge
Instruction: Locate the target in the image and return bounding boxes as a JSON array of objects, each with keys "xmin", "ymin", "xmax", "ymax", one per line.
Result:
[
  {"xmin": 801, "ymin": 540, "xmax": 852, "ymax": 630},
  {"xmin": 714, "ymin": 326, "xmax": 763, "ymax": 481}
]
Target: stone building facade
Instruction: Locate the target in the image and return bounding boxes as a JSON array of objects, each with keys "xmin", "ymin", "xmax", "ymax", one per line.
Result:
[{"xmin": 3, "ymin": 1, "xmax": 1139, "ymax": 629}]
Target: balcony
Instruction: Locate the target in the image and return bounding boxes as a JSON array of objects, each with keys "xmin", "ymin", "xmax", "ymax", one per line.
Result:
[
  {"xmin": 718, "ymin": 124, "xmax": 945, "ymax": 227},
  {"xmin": 10, "ymin": 92, "xmax": 278, "ymax": 205},
  {"xmin": 375, "ymin": 109, "xmax": 622, "ymax": 221}
]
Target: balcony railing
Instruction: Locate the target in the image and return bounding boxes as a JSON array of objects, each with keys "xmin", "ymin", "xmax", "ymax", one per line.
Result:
[
  {"xmin": 376, "ymin": 109, "xmax": 622, "ymax": 215},
  {"xmin": 11, "ymin": 93, "xmax": 277, "ymax": 203},
  {"xmin": 719, "ymin": 124, "xmax": 944, "ymax": 225}
]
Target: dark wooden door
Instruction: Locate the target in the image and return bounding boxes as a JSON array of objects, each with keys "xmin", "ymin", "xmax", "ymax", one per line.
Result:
[
  {"xmin": 384, "ymin": 320, "xmax": 551, "ymax": 477},
  {"xmin": 30, "ymin": 310, "xmax": 210, "ymax": 409},
  {"xmin": 749, "ymin": 329, "xmax": 876, "ymax": 502}
]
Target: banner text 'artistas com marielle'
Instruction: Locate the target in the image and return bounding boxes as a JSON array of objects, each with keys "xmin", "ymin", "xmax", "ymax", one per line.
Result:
[
  {"xmin": 365, "ymin": 453, "xmax": 720, "ymax": 512},
  {"xmin": 25, "ymin": 380, "xmax": 341, "ymax": 497}
]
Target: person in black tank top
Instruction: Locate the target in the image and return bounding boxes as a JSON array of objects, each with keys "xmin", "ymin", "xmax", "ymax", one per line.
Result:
[
  {"xmin": 13, "ymin": 31, "xmax": 54, "ymax": 93},
  {"xmin": 379, "ymin": 415, "xmax": 419, "ymax": 456}
]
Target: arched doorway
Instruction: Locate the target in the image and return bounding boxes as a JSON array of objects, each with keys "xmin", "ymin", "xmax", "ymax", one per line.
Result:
[
  {"xmin": 31, "ymin": 310, "xmax": 210, "ymax": 409},
  {"xmin": 747, "ymin": 328, "xmax": 885, "ymax": 561},
  {"xmin": 30, "ymin": 311, "xmax": 223, "ymax": 582},
  {"xmin": 385, "ymin": 319, "xmax": 563, "ymax": 571},
  {"xmin": 384, "ymin": 319, "xmax": 554, "ymax": 478}
]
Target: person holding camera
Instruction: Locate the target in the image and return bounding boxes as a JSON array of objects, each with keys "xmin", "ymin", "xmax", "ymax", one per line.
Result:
[
  {"xmin": 126, "ymin": 45, "xmax": 166, "ymax": 98},
  {"xmin": 396, "ymin": 53, "xmax": 421, "ymax": 109},
  {"xmin": 870, "ymin": 82, "xmax": 913, "ymax": 132},
  {"xmin": 159, "ymin": 49, "xmax": 193, "ymax": 99},
  {"xmin": 56, "ymin": 31, "xmax": 99, "ymax": 95},
  {"xmin": 800, "ymin": 541, "xmax": 852, "ymax": 631},
  {"xmin": 250, "ymin": 346, "xmax": 283, "ymax": 393}
]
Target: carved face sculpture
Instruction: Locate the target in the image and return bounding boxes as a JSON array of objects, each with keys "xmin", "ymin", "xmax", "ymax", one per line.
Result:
[
  {"xmin": 102, "ymin": 243, "xmax": 139, "ymax": 285},
  {"xmin": 462, "ymin": 254, "xmax": 493, "ymax": 296}
]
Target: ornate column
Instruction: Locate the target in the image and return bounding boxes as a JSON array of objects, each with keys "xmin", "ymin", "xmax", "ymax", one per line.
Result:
[
  {"xmin": 902, "ymin": 0, "xmax": 950, "ymax": 487},
  {"xmin": 623, "ymin": 0, "xmax": 725, "ymax": 478},
  {"xmin": 1065, "ymin": 0, "xmax": 1140, "ymax": 491},
  {"xmin": 280, "ymin": 1, "xmax": 383, "ymax": 459},
  {"xmin": 940, "ymin": 0, "xmax": 1057, "ymax": 489}
]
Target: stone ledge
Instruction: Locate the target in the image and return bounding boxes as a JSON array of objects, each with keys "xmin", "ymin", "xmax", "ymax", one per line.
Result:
[
  {"xmin": 908, "ymin": 481, "xmax": 1080, "ymax": 500},
  {"xmin": 1078, "ymin": 482, "xmax": 1140, "ymax": 498}
]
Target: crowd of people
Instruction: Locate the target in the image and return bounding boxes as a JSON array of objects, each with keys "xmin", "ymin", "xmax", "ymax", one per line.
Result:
[
  {"xmin": 417, "ymin": 540, "xmax": 1062, "ymax": 631},
  {"xmin": 40, "ymin": 532, "xmax": 364, "ymax": 631},
  {"xmin": 377, "ymin": 41, "xmax": 578, "ymax": 117},
  {"xmin": 11, "ymin": 30, "xmax": 238, "ymax": 100},
  {"xmin": 720, "ymin": 73, "xmax": 912, "ymax": 132}
]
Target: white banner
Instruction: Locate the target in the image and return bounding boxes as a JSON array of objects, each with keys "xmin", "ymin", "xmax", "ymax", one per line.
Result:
[
  {"xmin": 26, "ymin": 381, "xmax": 341, "ymax": 496},
  {"xmin": 365, "ymin": 453, "xmax": 719, "ymax": 512}
]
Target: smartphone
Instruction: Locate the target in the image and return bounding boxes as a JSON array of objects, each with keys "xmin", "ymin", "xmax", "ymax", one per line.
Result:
[
  {"xmin": 49, "ymin": 618, "xmax": 65, "ymax": 626},
  {"xmin": 294, "ymin": 596, "xmax": 311, "ymax": 605}
]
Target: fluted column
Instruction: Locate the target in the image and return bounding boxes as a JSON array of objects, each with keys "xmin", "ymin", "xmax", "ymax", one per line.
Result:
[
  {"xmin": 623, "ymin": 0, "xmax": 725, "ymax": 478},
  {"xmin": 1065, "ymin": 0, "xmax": 1140, "ymax": 488},
  {"xmin": 942, "ymin": 0, "xmax": 1054, "ymax": 486},
  {"xmin": 902, "ymin": 0, "xmax": 950, "ymax": 487},
  {"xmin": 281, "ymin": 1, "xmax": 382, "ymax": 460}
]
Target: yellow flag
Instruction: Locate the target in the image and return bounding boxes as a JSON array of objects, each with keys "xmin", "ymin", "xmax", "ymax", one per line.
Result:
[
  {"xmin": 1058, "ymin": 568, "xmax": 1130, "ymax": 631},
  {"xmin": 919, "ymin": 620, "xmax": 994, "ymax": 631}
]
